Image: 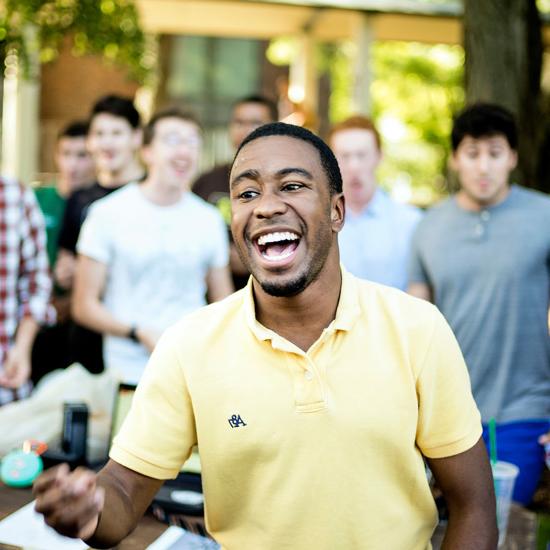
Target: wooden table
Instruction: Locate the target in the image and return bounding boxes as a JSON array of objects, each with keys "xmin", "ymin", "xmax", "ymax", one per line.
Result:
[
  {"xmin": 0, "ymin": 481, "xmax": 538, "ymax": 549},
  {"xmin": 0, "ymin": 482, "xmax": 167, "ymax": 550}
]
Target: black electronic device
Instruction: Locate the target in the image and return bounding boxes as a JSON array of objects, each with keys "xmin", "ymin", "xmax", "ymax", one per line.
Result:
[
  {"xmin": 42, "ymin": 402, "xmax": 89, "ymax": 469},
  {"xmin": 153, "ymin": 472, "xmax": 204, "ymax": 517},
  {"xmin": 62, "ymin": 402, "xmax": 88, "ymax": 457}
]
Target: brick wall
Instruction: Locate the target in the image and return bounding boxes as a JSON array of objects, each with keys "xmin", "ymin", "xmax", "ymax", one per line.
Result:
[{"xmin": 39, "ymin": 36, "xmax": 140, "ymax": 177}]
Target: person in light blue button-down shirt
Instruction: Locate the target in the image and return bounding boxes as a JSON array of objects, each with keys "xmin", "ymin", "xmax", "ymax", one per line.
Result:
[{"xmin": 329, "ymin": 116, "xmax": 422, "ymax": 290}]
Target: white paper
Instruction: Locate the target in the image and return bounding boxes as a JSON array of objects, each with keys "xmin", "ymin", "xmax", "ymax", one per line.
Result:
[
  {"xmin": 0, "ymin": 500, "xmax": 87, "ymax": 550},
  {"xmin": 146, "ymin": 525, "xmax": 219, "ymax": 549},
  {"xmin": 146, "ymin": 526, "xmax": 184, "ymax": 550}
]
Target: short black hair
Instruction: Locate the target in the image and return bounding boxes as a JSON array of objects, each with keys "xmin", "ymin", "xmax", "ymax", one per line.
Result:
[
  {"xmin": 451, "ymin": 103, "xmax": 517, "ymax": 151},
  {"xmin": 233, "ymin": 95, "xmax": 278, "ymax": 123},
  {"xmin": 234, "ymin": 122, "xmax": 342, "ymax": 195},
  {"xmin": 90, "ymin": 94, "xmax": 141, "ymax": 129},
  {"xmin": 143, "ymin": 107, "xmax": 201, "ymax": 145},
  {"xmin": 57, "ymin": 120, "xmax": 89, "ymax": 141}
]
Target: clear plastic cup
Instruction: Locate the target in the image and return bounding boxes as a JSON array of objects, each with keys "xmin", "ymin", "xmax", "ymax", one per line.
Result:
[{"xmin": 491, "ymin": 461, "xmax": 519, "ymax": 547}]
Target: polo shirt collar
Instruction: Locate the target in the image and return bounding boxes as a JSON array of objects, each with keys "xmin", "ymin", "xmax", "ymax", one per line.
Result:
[
  {"xmin": 332, "ymin": 267, "xmax": 361, "ymax": 331},
  {"xmin": 243, "ymin": 279, "xmax": 275, "ymax": 342},
  {"xmin": 243, "ymin": 267, "xmax": 361, "ymax": 344}
]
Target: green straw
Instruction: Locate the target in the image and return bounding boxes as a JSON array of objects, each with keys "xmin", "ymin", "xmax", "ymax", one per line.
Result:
[{"xmin": 488, "ymin": 418, "xmax": 498, "ymax": 465}]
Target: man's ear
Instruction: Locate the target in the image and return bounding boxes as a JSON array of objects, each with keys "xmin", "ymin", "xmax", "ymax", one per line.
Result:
[
  {"xmin": 449, "ymin": 152, "xmax": 458, "ymax": 172},
  {"xmin": 508, "ymin": 150, "xmax": 518, "ymax": 171},
  {"xmin": 374, "ymin": 148, "xmax": 383, "ymax": 170},
  {"xmin": 331, "ymin": 193, "xmax": 345, "ymax": 233},
  {"xmin": 132, "ymin": 128, "xmax": 143, "ymax": 150},
  {"xmin": 141, "ymin": 144, "xmax": 152, "ymax": 166}
]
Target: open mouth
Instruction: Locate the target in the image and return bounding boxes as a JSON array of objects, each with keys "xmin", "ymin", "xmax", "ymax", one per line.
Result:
[
  {"xmin": 254, "ymin": 231, "xmax": 300, "ymax": 262},
  {"xmin": 100, "ymin": 149, "xmax": 116, "ymax": 159},
  {"xmin": 173, "ymin": 160, "xmax": 189, "ymax": 172}
]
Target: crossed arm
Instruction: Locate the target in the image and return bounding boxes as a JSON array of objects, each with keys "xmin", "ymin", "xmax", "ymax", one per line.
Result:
[
  {"xmin": 72, "ymin": 255, "xmax": 138, "ymax": 340},
  {"xmin": 73, "ymin": 256, "xmax": 234, "ymax": 352}
]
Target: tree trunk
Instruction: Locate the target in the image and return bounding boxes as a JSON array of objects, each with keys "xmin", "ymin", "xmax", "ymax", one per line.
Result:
[{"xmin": 464, "ymin": 0, "xmax": 548, "ymax": 192}]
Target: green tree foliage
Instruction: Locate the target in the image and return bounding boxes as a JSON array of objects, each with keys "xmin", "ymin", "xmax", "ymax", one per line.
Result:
[
  {"xmin": 269, "ymin": 36, "xmax": 464, "ymax": 204},
  {"xmin": 325, "ymin": 40, "xmax": 464, "ymax": 205},
  {"xmin": 0, "ymin": 0, "xmax": 150, "ymax": 82},
  {"xmin": 371, "ymin": 41, "xmax": 464, "ymax": 204}
]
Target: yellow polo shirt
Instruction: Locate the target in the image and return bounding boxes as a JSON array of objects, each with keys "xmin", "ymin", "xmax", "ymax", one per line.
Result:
[{"xmin": 111, "ymin": 269, "xmax": 481, "ymax": 550}]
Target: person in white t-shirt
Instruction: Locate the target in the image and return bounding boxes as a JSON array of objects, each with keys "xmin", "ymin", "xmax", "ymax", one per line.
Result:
[{"xmin": 73, "ymin": 109, "xmax": 234, "ymax": 383}]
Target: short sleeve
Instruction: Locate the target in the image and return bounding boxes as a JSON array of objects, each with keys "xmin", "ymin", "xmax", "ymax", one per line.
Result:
[
  {"xmin": 76, "ymin": 202, "xmax": 112, "ymax": 264},
  {"xmin": 207, "ymin": 209, "xmax": 230, "ymax": 269},
  {"xmin": 408, "ymin": 225, "xmax": 429, "ymax": 285},
  {"xmin": 109, "ymin": 327, "xmax": 197, "ymax": 479},
  {"xmin": 415, "ymin": 309, "xmax": 482, "ymax": 458}
]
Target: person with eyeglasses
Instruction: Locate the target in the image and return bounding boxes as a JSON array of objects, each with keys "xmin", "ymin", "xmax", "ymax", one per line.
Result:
[{"xmin": 72, "ymin": 108, "xmax": 233, "ymax": 384}]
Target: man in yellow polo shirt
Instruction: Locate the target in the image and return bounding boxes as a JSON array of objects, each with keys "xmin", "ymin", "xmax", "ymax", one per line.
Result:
[{"xmin": 34, "ymin": 123, "xmax": 497, "ymax": 549}]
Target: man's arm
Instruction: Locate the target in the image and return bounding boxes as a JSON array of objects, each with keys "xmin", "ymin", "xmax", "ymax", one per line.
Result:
[
  {"xmin": 2, "ymin": 185, "xmax": 55, "ymax": 388},
  {"xmin": 426, "ymin": 438, "xmax": 498, "ymax": 549},
  {"xmin": 72, "ymin": 255, "xmax": 159, "ymax": 351},
  {"xmin": 206, "ymin": 265, "xmax": 234, "ymax": 302},
  {"xmin": 408, "ymin": 282, "xmax": 433, "ymax": 302},
  {"xmin": 54, "ymin": 248, "xmax": 77, "ymax": 291},
  {"xmin": 0, "ymin": 316, "xmax": 39, "ymax": 388},
  {"xmin": 34, "ymin": 460, "xmax": 163, "ymax": 548}
]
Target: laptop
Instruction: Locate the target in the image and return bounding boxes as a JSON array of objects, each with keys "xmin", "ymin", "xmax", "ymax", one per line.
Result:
[{"xmin": 108, "ymin": 382, "xmax": 137, "ymax": 449}]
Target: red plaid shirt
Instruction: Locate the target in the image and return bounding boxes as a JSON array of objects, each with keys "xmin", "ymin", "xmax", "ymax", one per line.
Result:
[{"xmin": 0, "ymin": 177, "xmax": 54, "ymax": 405}]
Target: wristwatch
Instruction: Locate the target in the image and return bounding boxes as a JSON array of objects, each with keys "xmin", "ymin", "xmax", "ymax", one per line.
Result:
[{"xmin": 128, "ymin": 326, "xmax": 139, "ymax": 342}]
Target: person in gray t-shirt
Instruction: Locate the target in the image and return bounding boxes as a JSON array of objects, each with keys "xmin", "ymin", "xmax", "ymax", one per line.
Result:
[{"xmin": 408, "ymin": 103, "xmax": 550, "ymax": 505}]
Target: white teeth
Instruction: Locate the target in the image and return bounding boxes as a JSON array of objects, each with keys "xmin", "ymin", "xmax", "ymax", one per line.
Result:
[
  {"xmin": 261, "ymin": 248, "xmax": 295, "ymax": 261},
  {"xmin": 257, "ymin": 232, "xmax": 299, "ymax": 246}
]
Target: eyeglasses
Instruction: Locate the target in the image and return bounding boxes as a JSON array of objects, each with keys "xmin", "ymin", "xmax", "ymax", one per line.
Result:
[{"xmin": 158, "ymin": 132, "xmax": 201, "ymax": 148}]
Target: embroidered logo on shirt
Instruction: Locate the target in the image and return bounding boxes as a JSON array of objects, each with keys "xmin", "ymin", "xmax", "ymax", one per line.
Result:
[{"xmin": 228, "ymin": 414, "xmax": 247, "ymax": 428}]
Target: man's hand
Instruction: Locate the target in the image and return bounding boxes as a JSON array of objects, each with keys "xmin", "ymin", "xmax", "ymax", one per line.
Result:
[
  {"xmin": 33, "ymin": 464, "xmax": 104, "ymax": 540},
  {"xmin": 0, "ymin": 345, "xmax": 31, "ymax": 388},
  {"xmin": 54, "ymin": 250, "xmax": 77, "ymax": 290},
  {"xmin": 53, "ymin": 295, "xmax": 72, "ymax": 324},
  {"xmin": 136, "ymin": 328, "xmax": 160, "ymax": 353},
  {"xmin": 539, "ymin": 432, "xmax": 550, "ymax": 445}
]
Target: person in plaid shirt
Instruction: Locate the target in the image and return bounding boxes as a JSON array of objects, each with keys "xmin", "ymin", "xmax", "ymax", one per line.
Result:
[{"xmin": 0, "ymin": 176, "xmax": 54, "ymax": 405}]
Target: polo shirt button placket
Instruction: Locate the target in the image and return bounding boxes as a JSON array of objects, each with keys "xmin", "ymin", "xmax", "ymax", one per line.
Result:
[
  {"xmin": 474, "ymin": 210, "xmax": 490, "ymax": 239},
  {"xmin": 291, "ymin": 355, "xmax": 326, "ymax": 412}
]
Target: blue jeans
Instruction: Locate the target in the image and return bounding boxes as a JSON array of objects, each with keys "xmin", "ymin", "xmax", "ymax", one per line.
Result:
[{"xmin": 482, "ymin": 420, "xmax": 549, "ymax": 505}]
